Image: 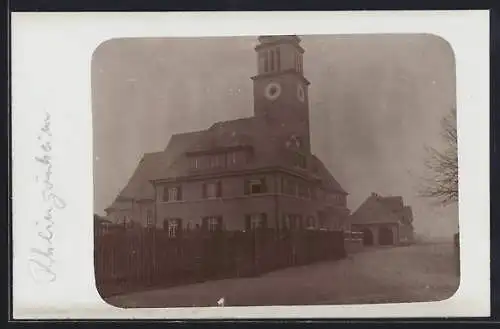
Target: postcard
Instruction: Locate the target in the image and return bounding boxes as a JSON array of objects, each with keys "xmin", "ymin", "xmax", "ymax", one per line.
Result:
[{"xmin": 11, "ymin": 10, "xmax": 490, "ymax": 319}]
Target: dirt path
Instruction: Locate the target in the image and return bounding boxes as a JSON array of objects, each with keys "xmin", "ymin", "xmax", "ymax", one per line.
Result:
[{"xmin": 105, "ymin": 242, "xmax": 459, "ymax": 308}]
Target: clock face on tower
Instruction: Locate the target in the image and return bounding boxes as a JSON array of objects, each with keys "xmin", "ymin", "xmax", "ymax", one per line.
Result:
[
  {"xmin": 264, "ymin": 82, "xmax": 282, "ymax": 101},
  {"xmin": 297, "ymin": 84, "xmax": 305, "ymax": 102}
]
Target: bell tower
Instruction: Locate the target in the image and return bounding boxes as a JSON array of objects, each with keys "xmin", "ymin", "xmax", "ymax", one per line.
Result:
[{"xmin": 251, "ymin": 35, "xmax": 311, "ymax": 153}]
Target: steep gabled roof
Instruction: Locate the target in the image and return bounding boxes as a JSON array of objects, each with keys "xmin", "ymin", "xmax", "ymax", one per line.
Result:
[
  {"xmin": 107, "ymin": 117, "xmax": 349, "ymax": 210},
  {"xmin": 310, "ymin": 155, "xmax": 347, "ymax": 194},
  {"xmin": 164, "ymin": 130, "xmax": 207, "ymax": 152},
  {"xmin": 106, "ymin": 130, "xmax": 207, "ymax": 210},
  {"xmin": 151, "ymin": 116, "xmax": 283, "ymax": 181},
  {"xmin": 187, "ymin": 117, "xmax": 259, "ymax": 153},
  {"xmin": 118, "ymin": 152, "xmax": 165, "ymax": 199},
  {"xmin": 350, "ymin": 193, "xmax": 405, "ymax": 225},
  {"xmin": 379, "ymin": 196, "xmax": 404, "ymax": 213}
]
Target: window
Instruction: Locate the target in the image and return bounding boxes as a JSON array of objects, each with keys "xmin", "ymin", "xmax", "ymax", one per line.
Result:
[
  {"xmin": 306, "ymin": 216, "xmax": 315, "ymax": 229},
  {"xmin": 146, "ymin": 210, "xmax": 154, "ymax": 227},
  {"xmin": 164, "ymin": 186, "xmax": 182, "ymax": 202},
  {"xmin": 318, "ymin": 215, "xmax": 326, "ymax": 229},
  {"xmin": 168, "ymin": 220, "xmax": 178, "ymax": 237},
  {"xmin": 264, "ymin": 53, "xmax": 269, "ymax": 72},
  {"xmin": 283, "ymin": 214, "xmax": 303, "ymax": 230},
  {"xmin": 282, "ymin": 214, "xmax": 295, "ymax": 230},
  {"xmin": 164, "ymin": 218, "xmax": 182, "ymax": 237},
  {"xmin": 245, "ymin": 178, "xmax": 267, "ymax": 194},
  {"xmin": 190, "ymin": 157, "xmax": 200, "ymax": 169},
  {"xmin": 294, "ymin": 153, "xmax": 306, "ymax": 169},
  {"xmin": 245, "ymin": 213, "xmax": 268, "ymax": 231},
  {"xmin": 208, "ymin": 217, "xmax": 219, "ymax": 232},
  {"xmin": 207, "ymin": 183, "xmax": 217, "ymax": 198},
  {"xmin": 203, "ymin": 181, "xmax": 221, "ymax": 198},
  {"xmin": 227, "ymin": 151, "xmax": 237, "ymax": 166},
  {"xmin": 276, "ymin": 47, "xmax": 281, "ymax": 71},
  {"xmin": 219, "ymin": 154, "xmax": 227, "ymax": 168},
  {"xmin": 170, "ymin": 187, "xmax": 179, "ymax": 201},
  {"xmin": 281, "ymin": 215, "xmax": 289, "ymax": 230},
  {"xmin": 297, "ymin": 216, "xmax": 303, "ymax": 229},
  {"xmin": 270, "ymin": 50, "xmax": 275, "ymax": 71},
  {"xmin": 209, "ymin": 155, "xmax": 219, "ymax": 168},
  {"xmin": 250, "ymin": 180, "xmax": 263, "ymax": 194},
  {"xmin": 329, "ymin": 194, "xmax": 344, "ymax": 205},
  {"xmin": 202, "ymin": 216, "xmax": 223, "ymax": 232}
]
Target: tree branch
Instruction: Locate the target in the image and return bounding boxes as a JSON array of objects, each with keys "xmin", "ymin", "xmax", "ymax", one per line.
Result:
[{"xmin": 419, "ymin": 108, "xmax": 458, "ymax": 206}]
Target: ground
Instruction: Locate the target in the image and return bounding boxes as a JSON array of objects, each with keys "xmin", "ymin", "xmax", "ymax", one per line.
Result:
[{"xmin": 105, "ymin": 241, "xmax": 459, "ymax": 308}]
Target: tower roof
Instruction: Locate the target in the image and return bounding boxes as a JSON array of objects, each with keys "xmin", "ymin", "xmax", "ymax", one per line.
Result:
[
  {"xmin": 258, "ymin": 35, "xmax": 301, "ymax": 44},
  {"xmin": 255, "ymin": 35, "xmax": 304, "ymax": 53}
]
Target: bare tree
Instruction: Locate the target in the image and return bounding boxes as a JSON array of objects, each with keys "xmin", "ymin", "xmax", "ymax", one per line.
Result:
[{"xmin": 420, "ymin": 108, "xmax": 458, "ymax": 205}]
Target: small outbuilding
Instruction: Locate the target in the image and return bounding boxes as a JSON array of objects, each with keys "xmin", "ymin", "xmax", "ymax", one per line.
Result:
[{"xmin": 350, "ymin": 193, "xmax": 414, "ymax": 246}]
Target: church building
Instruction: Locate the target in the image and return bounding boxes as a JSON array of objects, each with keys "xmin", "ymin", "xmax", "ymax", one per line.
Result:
[{"xmin": 104, "ymin": 35, "xmax": 350, "ymax": 235}]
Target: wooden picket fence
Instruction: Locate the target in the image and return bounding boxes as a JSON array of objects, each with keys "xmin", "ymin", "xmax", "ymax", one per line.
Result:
[{"xmin": 94, "ymin": 227, "xmax": 346, "ymax": 298}]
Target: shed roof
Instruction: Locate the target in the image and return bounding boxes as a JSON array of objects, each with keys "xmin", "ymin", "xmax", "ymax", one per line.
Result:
[{"xmin": 350, "ymin": 193, "xmax": 408, "ymax": 225}]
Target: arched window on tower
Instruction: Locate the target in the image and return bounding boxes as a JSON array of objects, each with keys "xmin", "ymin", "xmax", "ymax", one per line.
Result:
[
  {"xmin": 270, "ymin": 50, "xmax": 275, "ymax": 71},
  {"xmin": 276, "ymin": 47, "xmax": 281, "ymax": 71},
  {"xmin": 264, "ymin": 53, "xmax": 269, "ymax": 72}
]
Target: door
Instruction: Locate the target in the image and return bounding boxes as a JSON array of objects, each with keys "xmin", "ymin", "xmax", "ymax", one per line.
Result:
[
  {"xmin": 361, "ymin": 228, "xmax": 374, "ymax": 246},
  {"xmin": 379, "ymin": 226, "xmax": 394, "ymax": 245}
]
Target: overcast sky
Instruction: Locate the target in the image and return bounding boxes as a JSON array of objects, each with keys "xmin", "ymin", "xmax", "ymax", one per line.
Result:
[{"xmin": 92, "ymin": 34, "xmax": 458, "ymax": 238}]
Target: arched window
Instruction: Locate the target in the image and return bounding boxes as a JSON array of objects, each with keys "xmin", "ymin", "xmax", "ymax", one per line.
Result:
[
  {"xmin": 270, "ymin": 50, "xmax": 275, "ymax": 71},
  {"xmin": 264, "ymin": 53, "xmax": 269, "ymax": 72},
  {"xmin": 276, "ymin": 47, "xmax": 281, "ymax": 71}
]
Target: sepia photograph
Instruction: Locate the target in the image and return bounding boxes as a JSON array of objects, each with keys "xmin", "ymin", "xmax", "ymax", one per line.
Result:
[
  {"xmin": 11, "ymin": 10, "xmax": 489, "ymax": 319},
  {"xmin": 92, "ymin": 34, "xmax": 460, "ymax": 308}
]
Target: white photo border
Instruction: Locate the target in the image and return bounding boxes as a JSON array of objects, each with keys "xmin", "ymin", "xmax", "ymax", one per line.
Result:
[{"xmin": 11, "ymin": 10, "xmax": 490, "ymax": 319}]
